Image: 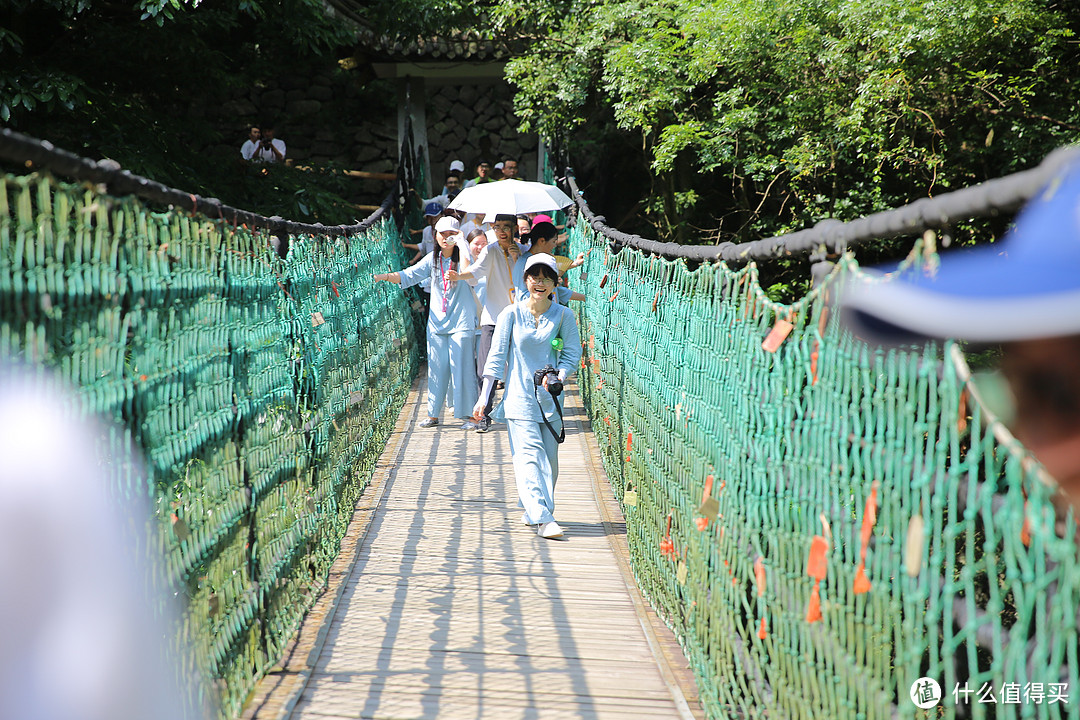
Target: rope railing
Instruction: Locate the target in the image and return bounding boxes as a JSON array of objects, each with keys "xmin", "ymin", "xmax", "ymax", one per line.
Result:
[
  {"xmin": 0, "ymin": 132, "xmax": 423, "ymax": 718},
  {"xmin": 0, "ymin": 127, "xmax": 397, "ymax": 238},
  {"xmin": 563, "ymin": 154, "xmax": 1079, "ymax": 719},
  {"xmin": 564, "ymin": 145, "xmax": 1080, "ymax": 262}
]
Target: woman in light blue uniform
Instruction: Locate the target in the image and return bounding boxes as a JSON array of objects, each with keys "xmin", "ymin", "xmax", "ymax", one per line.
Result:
[
  {"xmin": 473, "ymin": 254, "xmax": 582, "ymax": 538},
  {"xmin": 512, "ymin": 221, "xmax": 577, "ymax": 305},
  {"xmin": 375, "ymin": 217, "xmax": 480, "ymax": 429}
]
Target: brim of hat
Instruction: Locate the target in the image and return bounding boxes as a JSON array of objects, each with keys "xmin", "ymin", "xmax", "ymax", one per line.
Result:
[
  {"xmin": 841, "ymin": 243, "xmax": 1080, "ymax": 345},
  {"xmin": 524, "ymin": 254, "xmax": 560, "ymax": 275}
]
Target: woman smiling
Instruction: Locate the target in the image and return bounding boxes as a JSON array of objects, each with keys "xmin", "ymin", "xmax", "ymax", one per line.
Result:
[{"xmin": 474, "ymin": 254, "xmax": 582, "ymax": 538}]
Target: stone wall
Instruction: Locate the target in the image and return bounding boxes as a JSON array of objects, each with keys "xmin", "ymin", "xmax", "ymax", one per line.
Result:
[
  {"xmin": 207, "ymin": 65, "xmax": 400, "ymax": 175},
  {"xmin": 425, "ymin": 82, "xmax": 538, "ymax": 182},
  {"xmin": 199, "ymin": 64, "xmax": 536, "ymax": 183}
]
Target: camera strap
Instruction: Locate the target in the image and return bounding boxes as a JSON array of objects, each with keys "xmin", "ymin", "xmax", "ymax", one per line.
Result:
[{"xmin": 533, "ymin": 385, "xmax": 565, "ymax": 444}]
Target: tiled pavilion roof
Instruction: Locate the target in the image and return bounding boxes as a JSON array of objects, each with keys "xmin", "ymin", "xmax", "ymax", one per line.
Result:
[{"xmin": 325, "ymin": 3, "xmax": 524, "ymax": 62}]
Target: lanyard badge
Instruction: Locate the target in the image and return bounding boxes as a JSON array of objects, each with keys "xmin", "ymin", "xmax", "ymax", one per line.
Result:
[{"xmin": 440, "ymin": 256, "xmax": 451, "ymax": 313}]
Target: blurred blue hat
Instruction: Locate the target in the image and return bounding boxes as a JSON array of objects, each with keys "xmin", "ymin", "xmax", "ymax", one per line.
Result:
[
  {"xmin": 424, "ymin": 201, "xmax": 443, "ymax": 217},
  {"xmin": 842, "ymin": 162, "xmax": 1080, "ymax": 345}
]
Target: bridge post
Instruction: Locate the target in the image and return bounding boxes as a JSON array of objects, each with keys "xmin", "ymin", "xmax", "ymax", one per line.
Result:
[{"xmin": 397, "ymin": 77, "xmax": 431, "ymax": 198}]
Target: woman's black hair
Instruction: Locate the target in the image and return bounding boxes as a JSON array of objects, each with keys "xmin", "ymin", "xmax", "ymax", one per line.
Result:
[{"xmin": 523, "ymin": 221, "xmax": 557, "ymax": 248}]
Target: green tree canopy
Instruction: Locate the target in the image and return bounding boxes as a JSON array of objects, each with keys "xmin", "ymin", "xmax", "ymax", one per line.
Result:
[
  {"xmin": 5, "ymin": 0, "xmax": 1079, "ymax": 243},
  {"xmin": 492, "ymin": 0, "xmax": 1080, "ymax": 242}
]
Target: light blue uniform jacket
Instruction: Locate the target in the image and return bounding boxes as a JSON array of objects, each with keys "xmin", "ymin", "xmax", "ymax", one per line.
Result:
[
  {"xmin": 483, "ymin": 301, "xmax": 582, "ymax": 423},
  {"xmin": 398, "ymin": 251, "xmax": 479, "ymax": 334}
]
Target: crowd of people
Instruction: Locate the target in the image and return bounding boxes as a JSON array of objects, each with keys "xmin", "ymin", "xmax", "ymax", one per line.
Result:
[{"xmin": 374, "ymin": 157, "xmax": 584, "ymax": 539}]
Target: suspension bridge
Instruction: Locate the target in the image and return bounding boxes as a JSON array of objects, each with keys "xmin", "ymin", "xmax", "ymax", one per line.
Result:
[{"xmin": 0, "ymin": 128, "xmax": 1077, "ymax": 720}]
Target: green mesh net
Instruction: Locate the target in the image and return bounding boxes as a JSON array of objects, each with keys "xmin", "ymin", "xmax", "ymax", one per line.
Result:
[
  {"xmin": 0, "ymin": 172, "xmax": 421, "ymax": 718},
  {"xmin": 568, "ymin": 222, "xmax": 1079, "ymax": 719}
]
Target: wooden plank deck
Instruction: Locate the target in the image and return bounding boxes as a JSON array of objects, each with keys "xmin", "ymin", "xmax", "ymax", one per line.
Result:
[{"xmin": 243, "ymin": 373, "xmax": 702, "ymax": 720}]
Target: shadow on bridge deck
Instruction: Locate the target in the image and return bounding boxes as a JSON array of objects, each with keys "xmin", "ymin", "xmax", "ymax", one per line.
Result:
[{"xmin": 242, "ymin": 372, "xmax": 702, "ymax": 720}]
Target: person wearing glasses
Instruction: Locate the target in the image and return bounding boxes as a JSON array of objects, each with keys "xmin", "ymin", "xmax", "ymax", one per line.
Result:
[
  {"xmin": 447, "ymin": 213, "xmax": 527, "ymax": 432},
  {"xmin": 474, "ymin": 254, "xmax": 582, "ymax": 538},
  {"xmin": 513, "ymin": 221, "xmax": 585, "ymax": 305}
]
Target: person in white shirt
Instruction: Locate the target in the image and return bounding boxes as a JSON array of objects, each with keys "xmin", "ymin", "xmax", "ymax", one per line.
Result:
[
  {"xmin": 441, "ymin": 160, "xmax": 465, "ymax": 194},
  {"xmin": 458, "ymin": 212, "xmax": 487, "ymax": 242},
  {"xmin": 249, "ymin": 125, "xmax": 286, "ymax": 163},
  {"xmin": 446, "ymin": 213, "xmax": 527, "ymax": 432},
  {"xmin": 240, "ymin": 126, "xmax": 261, "ymax": 162},
  {"xmin": 423, "ymin": 174, "xmax": 462, "ymax": 210}
]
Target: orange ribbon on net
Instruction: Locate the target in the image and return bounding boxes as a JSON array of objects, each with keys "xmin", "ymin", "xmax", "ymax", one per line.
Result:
[
  {"xmin": 754, "ymin": 556, "xmax": 768, "ymax": 638},
  {"xmin": 695, "ymin": 474, "xmax": 717, "ymax": 531},
  {"xmin": 805, "ymin": 535, "xmax": 829, "ymax": 623},
  {"xmin": 853, "ymin": 481, "xmax": 879, "ymax": 595},
  {"xmin": 1021, "ymin": 497, "xmax": 1031, "ymax": 547},
  {"xmin": 695, "ymin": 475, "xmax": 714, "ymax": 531},
  {"xmin": 660, "ymin": 512, "xmax": 675, "ymax": 560}
]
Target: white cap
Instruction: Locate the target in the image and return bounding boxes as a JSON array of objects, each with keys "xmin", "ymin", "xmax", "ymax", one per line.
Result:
[
  {"xmin": 449, "ymin": 160, "xmax": 465, "ymax": 173},
  {"xmin": 524, "ymin": 253, "xmax": 559, "ymax": 276},
  {"xmin": 494, "ymin": 162, "xmax": 504, "ymax": 170},
  {"xmin": 434, "ymin": 216, "xmax": 460, "ymax": 234}
]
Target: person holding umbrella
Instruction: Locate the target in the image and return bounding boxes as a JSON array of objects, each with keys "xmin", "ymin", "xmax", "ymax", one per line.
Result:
[
  {"xmin": 446, "ymin": 214, "xmax": 527, "ymax": 432},
  {"xmin": 374, "ymin": 217, "xmax": 480, "ymax": 429},
  {"xmin": 446, "ymin": 179, "xmax": 576, "ymax": 431}
]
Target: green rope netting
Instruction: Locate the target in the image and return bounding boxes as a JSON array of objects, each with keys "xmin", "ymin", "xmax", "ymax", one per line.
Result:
[
  {"xmin": 0, "ymin": 173, "xmax": 421, "ymax": 719},
  {"xmin": 568, "ymin": 223, "xmax": 1079, "ymax": 719}
]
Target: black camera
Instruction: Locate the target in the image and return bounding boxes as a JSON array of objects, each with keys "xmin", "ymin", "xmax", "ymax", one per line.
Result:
[{"xmin": 533, "ymin": 365, "xmax": 562, "ymax": 396}]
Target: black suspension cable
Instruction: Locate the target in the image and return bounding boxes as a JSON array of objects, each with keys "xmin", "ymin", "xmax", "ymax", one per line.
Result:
[
  {"xmin": 563, "ymin": 144, "xmax": 1080, "ymax": 263},
  {"xmin": 0, "ymin": 128, "xmax": 397, "ymax": 237}
]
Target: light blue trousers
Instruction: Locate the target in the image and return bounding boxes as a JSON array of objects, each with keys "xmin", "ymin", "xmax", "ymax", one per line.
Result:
[
  {"xmin": 427, "ymin": 330, "xmax": 477, "ymax": 420},
  {"xmin": 506, "ymin": 419, "xmax": 560, "ymax": 525}
]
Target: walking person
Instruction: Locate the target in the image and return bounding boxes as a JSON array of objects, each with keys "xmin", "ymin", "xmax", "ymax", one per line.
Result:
[
  {"xmin": 374, "ymin": 217, "xmax": 480, "ymax": 429},
  {"xmin": 447, "ymin": 214, "xmax": 527, "ymax": 432},
  {"xmin": 473, "ymin": 254, "xmax": 582, "ymax": 538}
]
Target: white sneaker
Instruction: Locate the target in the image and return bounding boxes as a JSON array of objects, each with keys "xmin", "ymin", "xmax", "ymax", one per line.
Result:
[{"xmin": 538, "ymin": 521, "xmax": 564, "ymax": 539}]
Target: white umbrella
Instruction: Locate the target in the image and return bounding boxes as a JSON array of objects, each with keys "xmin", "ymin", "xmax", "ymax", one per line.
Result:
[{"xmin": 446, "ymin": 179, "xmax": 573, "ymax": 217}]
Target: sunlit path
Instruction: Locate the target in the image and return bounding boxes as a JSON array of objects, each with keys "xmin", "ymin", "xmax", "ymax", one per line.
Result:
[{"xmin": 243, "ymin": 374, "xmax": 700, "ymax": 720}]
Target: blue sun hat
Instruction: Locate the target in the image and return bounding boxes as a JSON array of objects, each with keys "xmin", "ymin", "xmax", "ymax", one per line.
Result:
[
  {"xmin": 423, "ymin": 201, "xmax": 443, "ymax": 217},
  {"xmin": 841, "ymin": 162, "xmax": 1080, "ymax": 345}
]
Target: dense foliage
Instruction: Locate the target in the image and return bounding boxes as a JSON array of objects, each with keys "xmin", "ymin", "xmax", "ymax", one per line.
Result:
[
  {"xmin": 4, "ymin": 0, "xmax": 1079, "ymax": 244},
  {"xmin": 0, "ymin": 0, "xmax": 378, "ymax": 224},
  {"xmin": 491, "ymin": 0, "xmax": 1080, "ymax": 243}
]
